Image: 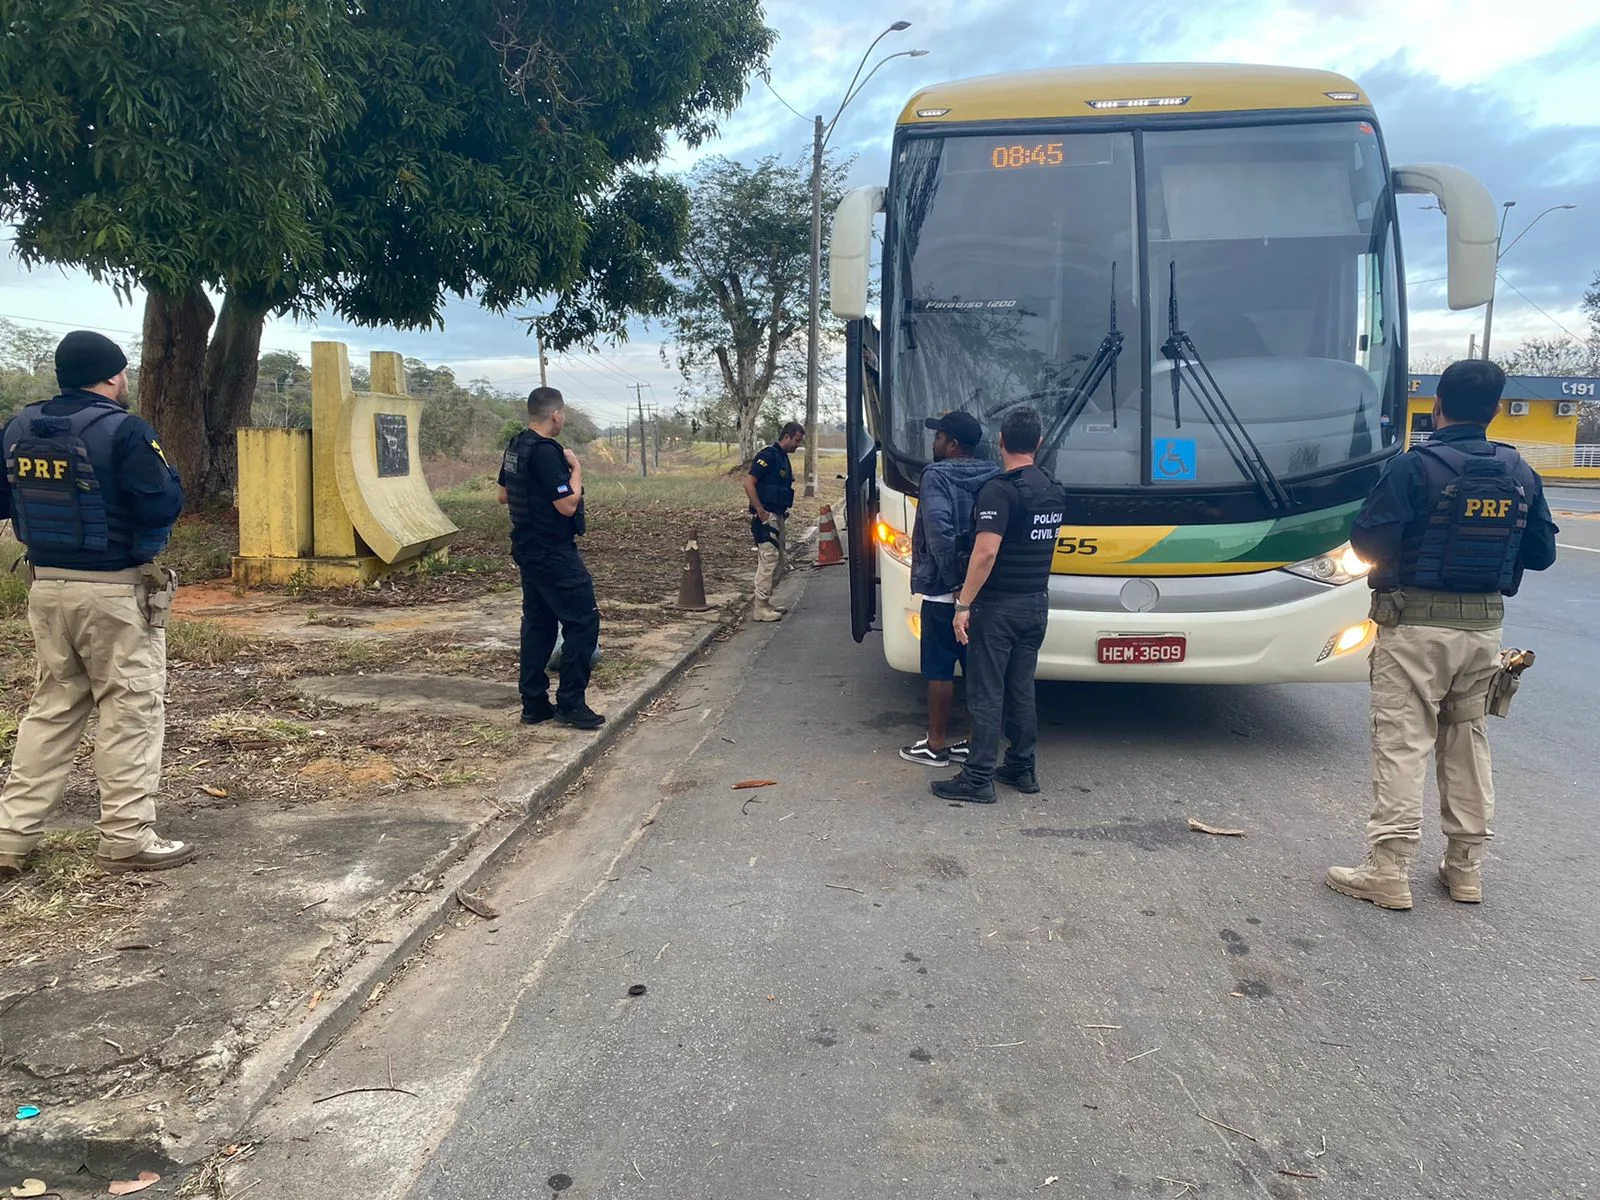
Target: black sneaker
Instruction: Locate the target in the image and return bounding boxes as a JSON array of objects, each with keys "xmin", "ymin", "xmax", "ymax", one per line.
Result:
[
  {"xmin": 930, "ymin": 774, "xmax": 996, "ymax": 804},
  {"xmin": 554, "ymin": 703, "xmax": 606, "ymax": 731},
  {"xmin": 900, "ymin": 737, "xmax": 955, "ymax": 767},
  {"xmin": 521, "ymin": 698, "xmax": 555, "ymax": 725},
  {"xmin": 948, "ymin": 740, "xmax": 970, "ymax": 762},
  {"xmin": 994, "ymin": 764, "xmax": 1041, "ymax": 794}
]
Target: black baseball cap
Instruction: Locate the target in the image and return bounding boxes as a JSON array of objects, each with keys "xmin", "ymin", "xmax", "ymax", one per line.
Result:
[{"xmin": 924, "ymin": 410, "xmax": 983, "ymax": 448}]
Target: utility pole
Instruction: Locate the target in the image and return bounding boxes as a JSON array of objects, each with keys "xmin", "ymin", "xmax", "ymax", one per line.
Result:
[
  {"xmin": 536, "ymin": 332, "xmax": 548, "ymax": 388},
  {"xmin": 804, "ymin": 113, "xmax": 824, "ymax": 500},
  {"xmin": 1481, "ymin": 200, "xmax": 1577, "ymax": 361},
  {"xmin": 635, "ymin": 386, "xmax": 648, "ymax": 478}
]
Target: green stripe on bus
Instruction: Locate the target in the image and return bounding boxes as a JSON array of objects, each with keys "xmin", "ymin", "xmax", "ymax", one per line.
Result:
[
  {"xmin": 1127, "ymin": 520, "xmax": 1276, "ymax": 564},
  {"xmin": 1233, "ymin": 501, "xmax": 1362, "ymax": 564}
]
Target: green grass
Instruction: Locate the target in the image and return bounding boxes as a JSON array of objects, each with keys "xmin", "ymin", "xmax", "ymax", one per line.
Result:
[
  {"xmin": 583, "ymin": 473, "xmax": 743, "ymax": 511},
  {"xmin": 168, "ymin": 618, "xmax": 249, "ymax": 664}
]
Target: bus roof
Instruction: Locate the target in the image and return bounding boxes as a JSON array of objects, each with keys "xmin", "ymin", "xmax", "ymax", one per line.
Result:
[{"xmin": 897, "ymin": 63, "xmax": 1368, "ymax": 125}]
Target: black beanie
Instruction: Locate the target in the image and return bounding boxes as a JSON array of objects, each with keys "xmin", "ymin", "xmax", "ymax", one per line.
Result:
[{"xmin": 55, "ymin": 330, "xmax": 129, "ymax": 390}]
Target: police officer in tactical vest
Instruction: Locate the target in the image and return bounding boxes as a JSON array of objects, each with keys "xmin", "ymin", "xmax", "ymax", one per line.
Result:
[
  {"xmin": 933, "ymin": 405, "xmax": 1065, "ymax": 805},
  {"xmin": 744, "ymin": 421, "xmax": 804, "ymax": 622},
  {"xmin": 1327, "ymin": 360, "xmax": 1558, "ymax": 910},
  {"xmin": 498, "ymin": 386, "xmax": 604, "ymax": 730},
  {"xmin": 0, "ymin": 331, "xmax": 188, "ymax": 878}
]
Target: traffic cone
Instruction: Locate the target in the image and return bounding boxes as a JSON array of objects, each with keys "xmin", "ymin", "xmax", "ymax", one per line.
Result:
[
  {"xmin": 675, "ymin": 528, "xmax": 711, "ymax": 611},
  {"xmin": 815, "ymin": 505, "xmax": 845, "ymax": 567}
]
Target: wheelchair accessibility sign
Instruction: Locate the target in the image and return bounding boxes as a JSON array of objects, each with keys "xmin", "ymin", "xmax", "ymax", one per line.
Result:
[{"xmin": 1153, "ymin": 438, "xmax": 1197, "ymax": 481}]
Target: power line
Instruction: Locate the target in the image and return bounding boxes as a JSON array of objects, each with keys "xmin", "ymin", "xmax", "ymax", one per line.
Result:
[
  {"xmin": 762, "ymin": 76, "xmax": 813, "ymax": 125},
  {"xmin": 1494, "ymin": 274, "xmax": 1587, "ymax": 344},
  {"xmin": 573, "ymin": 349, "xmax": 651, "ymax": 388}
]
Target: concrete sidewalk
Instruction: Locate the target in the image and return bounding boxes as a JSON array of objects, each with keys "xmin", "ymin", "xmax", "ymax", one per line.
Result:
[{"xmin": 0, "ymin": 570, "xmax": 813, "ymax": 1181}]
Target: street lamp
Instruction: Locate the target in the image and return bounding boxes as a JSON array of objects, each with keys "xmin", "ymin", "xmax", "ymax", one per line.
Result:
[
  {"xmin": 803, "ymin": 23, "xmax": 927, "ymax": 497},
  {"xmin": 1481, "ymin": 200, "xmax": 1577, "ymax": 360}
]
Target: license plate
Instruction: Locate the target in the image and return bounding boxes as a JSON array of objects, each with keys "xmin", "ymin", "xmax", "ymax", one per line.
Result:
[{"xmin": 1098, "ymin": 635, "xmax": 1187, "ymax": 665}]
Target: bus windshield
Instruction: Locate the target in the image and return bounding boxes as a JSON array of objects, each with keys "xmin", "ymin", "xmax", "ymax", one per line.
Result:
[{"xmin": 886, "ymin": 119, "xmax": 1401, "ymax": 491}]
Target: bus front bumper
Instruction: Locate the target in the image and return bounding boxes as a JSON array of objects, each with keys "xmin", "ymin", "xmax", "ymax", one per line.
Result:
[{"xmin": 879, "ymin": 552, "xmax": 1374, "ymax": 684}]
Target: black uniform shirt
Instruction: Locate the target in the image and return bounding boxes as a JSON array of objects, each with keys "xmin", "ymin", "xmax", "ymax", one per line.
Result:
[{"xmin": 500, "ymin": 434, "xmax": 583, "ymax": 560}]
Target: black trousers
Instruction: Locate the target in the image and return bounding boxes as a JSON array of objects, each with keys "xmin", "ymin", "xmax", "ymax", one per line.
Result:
[
  {"xmin": 518, "ymin": 545, "xmax": 600, "ymax": 712},
  {"xmin": 962, "ymin": 592, "xmax": 1048, "ymax": 785}
]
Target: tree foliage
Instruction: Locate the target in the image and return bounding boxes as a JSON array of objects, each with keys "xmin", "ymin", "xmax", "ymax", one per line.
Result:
[
  {"xmin": 0, "ymin": 0, "xmax": 772, "ymax": 506},
  {"xmin": 1499, "ymin": 335, "xmax": 1598, "ymax": 379},
  {"xmin": 667, "ymin": 154, "xmax": 848, "ymax": 464}
]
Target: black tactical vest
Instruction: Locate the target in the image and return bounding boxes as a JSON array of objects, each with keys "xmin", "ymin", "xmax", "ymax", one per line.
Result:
[
  {"xmin": 501, "ymin": 429, "xmax": 584, "ymax": 549},
  {"xmin": 2, "ymin": 398, "xmax": 162, "ymax": 561},
  {"xmin": 1392, "ymin": 443, "xmax": 1528, "ymax": 595},
  {"xmin": 751, "ymin": 443, "xmax": 795, "ymax": 514},
  {"xmin": 983, "ymin": 465, "xmax": 1066, "ymax": 596}
]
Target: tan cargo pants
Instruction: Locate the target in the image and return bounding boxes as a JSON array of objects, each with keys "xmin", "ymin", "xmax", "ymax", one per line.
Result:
[
  {"xmin": 0, "ymin": 579, "xmax": 167, "ymax": 860},
  {"xmin": 753, "ymin": 514, "xmax": 786, "ymax": 604},
  {"xmin": 1367, "ymin": 621, "xmax": 1500, "ymax": 853}
]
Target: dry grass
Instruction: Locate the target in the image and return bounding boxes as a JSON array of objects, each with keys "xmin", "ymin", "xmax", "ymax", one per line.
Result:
[{"xmin": 0, "ymin": 830, "xmax": 152, "ymax": 966}]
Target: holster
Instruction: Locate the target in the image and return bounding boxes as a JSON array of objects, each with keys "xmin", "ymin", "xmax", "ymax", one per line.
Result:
[
  {"xmin": 1486, "ymin": 647, "xmax": 1535, "ymax": 719},
  {"xmin": 138, "ymin": 563, "xmax": 178, "ymax": 629}
]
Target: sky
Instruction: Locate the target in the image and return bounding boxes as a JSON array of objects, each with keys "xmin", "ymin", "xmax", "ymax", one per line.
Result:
[{"xmin": 2, "ymin": 0, "xmax": 1597, "ymax": 424}]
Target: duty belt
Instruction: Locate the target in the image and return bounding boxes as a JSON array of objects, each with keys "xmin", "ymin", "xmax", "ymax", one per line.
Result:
[
  {"xmin": 30, "ymin": 565, "xmax": 145, "ymax": 584},
  {"xmin": 27, "ymin": 563, "xmax": 178, "ymax": 627},
  {"xmin": 1370, "ymin": 586, "xmax": 1503, "ymax": 630}
]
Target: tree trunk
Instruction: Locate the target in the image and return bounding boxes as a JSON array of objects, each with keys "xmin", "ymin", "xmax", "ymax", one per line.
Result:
[
  {"xmin": 200, "ymin": 289, "xmax": 270, "ymax": 504},
  {"xmin": 141, "ymin": 285, "xmax": 216, "ymax": 510},
  {"xmin": 736, "ymin": 395, "xmax": 763, "ymax": 465}
]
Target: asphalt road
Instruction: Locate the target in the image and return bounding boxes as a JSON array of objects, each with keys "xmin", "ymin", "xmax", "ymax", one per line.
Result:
[{"xmin": 238, "ymin": 530, "xmax": 1600, "ymax": 1200}]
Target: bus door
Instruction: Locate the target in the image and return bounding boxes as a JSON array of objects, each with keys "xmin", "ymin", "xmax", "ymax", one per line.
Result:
[{"xmin": 845, "ymin": 318, "xmax": 880, "ymax": 641}]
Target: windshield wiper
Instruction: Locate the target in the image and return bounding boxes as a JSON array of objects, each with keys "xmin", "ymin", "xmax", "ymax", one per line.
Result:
[
  {"xmin": 1159, "ymin": 262, "xmax": 1290, "ymax": 511},
  {"xmin": 985, "ymin": 267, "xmax": 1124, "ymax": 453}
]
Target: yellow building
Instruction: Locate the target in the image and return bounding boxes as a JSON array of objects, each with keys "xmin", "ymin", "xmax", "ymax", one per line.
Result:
[{"xmin": 1405, "ymin": 372, "xmax": 1598, "ymax": 480}]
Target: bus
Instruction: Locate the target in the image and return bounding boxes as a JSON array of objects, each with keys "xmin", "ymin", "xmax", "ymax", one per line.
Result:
[{"xmin": 829, "ymin": 64, "xmax": 1498, "ymax": 683}]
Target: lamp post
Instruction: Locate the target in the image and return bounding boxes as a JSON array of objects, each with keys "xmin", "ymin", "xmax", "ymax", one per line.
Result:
[
  {"xmin": 1481, "ymin": 201, "xmax": 1577, "ymax": 361},
  {"xmin": 802, "ymin": 22, "xmax": 927, "ymax": 497}
]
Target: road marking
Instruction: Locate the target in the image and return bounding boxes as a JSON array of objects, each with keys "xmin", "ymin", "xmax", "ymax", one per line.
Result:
[{"xmin": 1557, "ymin": 542, "xmax": 1600, "ymax": 554}]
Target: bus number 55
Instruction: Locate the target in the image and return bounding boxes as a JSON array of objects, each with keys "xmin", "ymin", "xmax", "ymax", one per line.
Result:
[{"xmin": 1057, "ymin": 536, "xmax": 1099, "ymax": 556}]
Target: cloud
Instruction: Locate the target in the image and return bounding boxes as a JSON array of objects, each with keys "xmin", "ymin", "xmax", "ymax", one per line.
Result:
[{"xmin": 4, "ymin": 0, "xmax": 1596, "ymax": 387}]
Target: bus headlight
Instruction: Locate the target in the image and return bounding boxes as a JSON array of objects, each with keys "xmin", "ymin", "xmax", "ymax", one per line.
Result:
[
  {"xmin": 875, "ymin": 519, "xmax": 913, "ymax": 567},
  {"xmin": 1285, "ymin": 542, "xmax": 1371, "ymax": 586}
]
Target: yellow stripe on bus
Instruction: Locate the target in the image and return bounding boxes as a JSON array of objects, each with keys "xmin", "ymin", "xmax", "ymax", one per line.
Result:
[{"xmin": 1050, "ymin": 525, "xmax": 1172, "ymax": 571}]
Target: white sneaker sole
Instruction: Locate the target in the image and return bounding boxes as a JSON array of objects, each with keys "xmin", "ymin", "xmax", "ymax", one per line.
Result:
[{"xmin": 900, "ymin": 749, "xmax": 957, "ymax": 767}]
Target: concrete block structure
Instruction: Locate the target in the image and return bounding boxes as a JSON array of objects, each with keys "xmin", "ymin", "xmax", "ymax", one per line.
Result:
[{"xmin": 234, "ymin": 342, "xmax": 459, "ymax": 585}]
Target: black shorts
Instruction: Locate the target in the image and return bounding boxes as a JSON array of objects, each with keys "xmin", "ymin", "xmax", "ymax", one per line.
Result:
[{"xmin": 920, "ymin": 599, "xmax": 965, "ymax": 681}]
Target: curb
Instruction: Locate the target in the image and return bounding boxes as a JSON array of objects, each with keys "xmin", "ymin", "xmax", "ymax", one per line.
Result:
[{"xmin": 1, "ymin": 617, "xmax": 731, "ymax": 1179}]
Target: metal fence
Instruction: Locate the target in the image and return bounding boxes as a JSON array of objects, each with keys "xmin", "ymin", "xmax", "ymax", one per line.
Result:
[{"xmin": 1495, "ymin": 441, "xmax": 1600, "ymax": 470}]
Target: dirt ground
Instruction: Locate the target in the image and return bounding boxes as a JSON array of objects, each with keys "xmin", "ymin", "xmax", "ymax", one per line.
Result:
[{"xmin": 0, "ymin": 450, "xmax": 841, "ymax": 994}]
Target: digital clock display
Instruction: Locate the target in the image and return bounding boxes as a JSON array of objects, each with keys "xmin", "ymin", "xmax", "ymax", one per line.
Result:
[{"xmin": 990, "ymin": 142, "xmax": 1065, "ymax": 170}]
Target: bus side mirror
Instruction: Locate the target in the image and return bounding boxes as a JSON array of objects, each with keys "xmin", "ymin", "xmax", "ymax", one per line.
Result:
[
  {"xmin": 1393, "ymin": 164, "xmax": 1498, "ymax": 311},
  {"xmin": 829, "ymin": 186, "xmax": 886, "ymax": 320}
]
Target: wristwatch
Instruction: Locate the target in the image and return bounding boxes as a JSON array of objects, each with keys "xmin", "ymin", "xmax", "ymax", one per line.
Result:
[{"xmin": 954, "ymin": 602, "xmax": 972, "ymax": 613}]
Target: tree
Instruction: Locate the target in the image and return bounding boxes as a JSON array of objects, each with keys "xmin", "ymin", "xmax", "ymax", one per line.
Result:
[
  {"xmin": 0, "ymin": 0, "xmax": 349, "ymax": 506},
  {"xmin": 667, "ymin": 154, "xmax": 848, "ymax": 464},
  {"xmin": 1499, "ymin": 335, "xmax": 1597, "ymax": 379},
  {"xmin": 251, "ymin": 350, "xmax": 313, "ymax": 429},
  {"xmin": 1, "ymin": 1, "xmax": 772, "ymax": 507}
]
